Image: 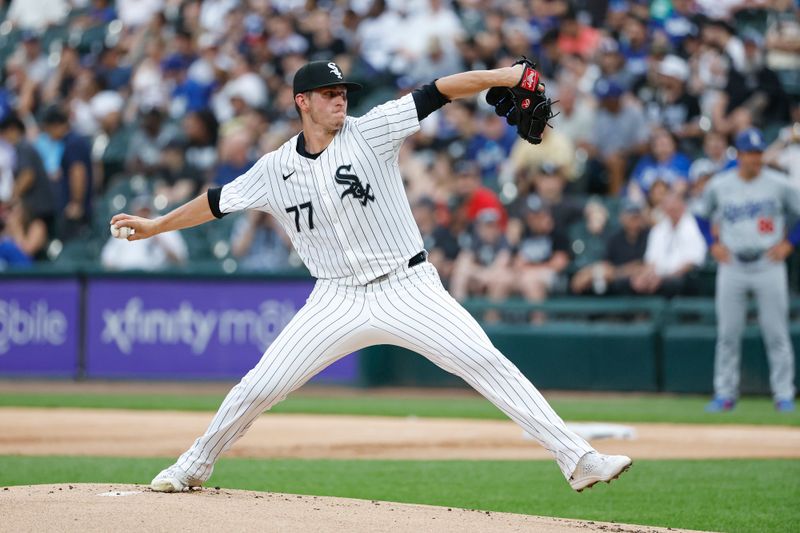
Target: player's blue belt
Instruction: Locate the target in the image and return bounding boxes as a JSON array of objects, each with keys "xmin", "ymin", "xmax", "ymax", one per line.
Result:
[
  {"xmin": 734, "ymin": 251, "xmax": 763, "ymax": 263},
  {"xmin": 408, "ymin": 250, "xmax": 428, "ymax": 268}
]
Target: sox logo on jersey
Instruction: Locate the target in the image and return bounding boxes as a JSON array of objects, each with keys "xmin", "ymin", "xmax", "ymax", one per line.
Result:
[{"xmin": 335, "ymin": 164, "xmax": 375, "ymax": 205}]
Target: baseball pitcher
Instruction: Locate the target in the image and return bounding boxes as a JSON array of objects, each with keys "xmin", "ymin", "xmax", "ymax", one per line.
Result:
[{"xmin": 111, "ymin": 59, "xmax": 632, "ymax": 492}]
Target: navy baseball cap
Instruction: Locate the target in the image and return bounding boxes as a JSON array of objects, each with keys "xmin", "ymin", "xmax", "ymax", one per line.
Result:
[
  {"xmin": 594, "ymin": 79, "xmax": 623, "ymax": 99},
  {"xmin": 735, "ymin": 128, "xmax": 766, "ymax": 153},
  {"xmin": 293, "ymin": 61, "xmax": 362, "ymax": 96}
]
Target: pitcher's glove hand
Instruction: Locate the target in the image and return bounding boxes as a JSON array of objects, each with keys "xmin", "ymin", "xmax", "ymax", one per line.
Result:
[{"xmin": 485, "ymin": 57, "xmax": 556, "ymax": 145}]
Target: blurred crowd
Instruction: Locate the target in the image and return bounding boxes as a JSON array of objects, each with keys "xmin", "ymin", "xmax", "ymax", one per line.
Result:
[{"xmin": 0, "ymin": 0, "xmax": 799, "ymax": 306}]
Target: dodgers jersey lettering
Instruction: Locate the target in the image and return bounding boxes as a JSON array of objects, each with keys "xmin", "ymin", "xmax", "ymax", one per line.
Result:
[
  {"xmin": 218, "ymin": 94, "xmax": 423, "ymax": 285},
  {"xmin": 693, "ymin": 168, "xmax": 800, "ymax": 255}
]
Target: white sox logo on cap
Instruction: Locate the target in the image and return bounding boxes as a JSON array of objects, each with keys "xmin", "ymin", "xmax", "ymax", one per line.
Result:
[{"xmin": 328, "ymin": 62, "xmax": 343, "ymax": 79}]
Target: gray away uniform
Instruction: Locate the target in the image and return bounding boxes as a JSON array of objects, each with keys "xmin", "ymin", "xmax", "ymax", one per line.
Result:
[{"xmin": 694, "ymin": 167, "xmax": 799, "ymax": 401}]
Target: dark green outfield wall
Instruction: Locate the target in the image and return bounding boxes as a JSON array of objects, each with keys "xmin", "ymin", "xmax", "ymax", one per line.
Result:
[{"xmin": 360, "ymin": 321, "xmax": 800, "ymax": 394}]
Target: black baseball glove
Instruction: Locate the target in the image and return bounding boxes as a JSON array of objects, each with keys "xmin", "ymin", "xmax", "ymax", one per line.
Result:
[{"xmin": 485, "ymin": 58, "xmax": 556, "ymax": 145}]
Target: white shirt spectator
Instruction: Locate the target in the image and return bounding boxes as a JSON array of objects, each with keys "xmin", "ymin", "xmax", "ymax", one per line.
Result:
[
  {"xmin": 551, "ymin": 97, "xmax": 595, "ymax": 145},
  {"xmin": 0, "ymin": 140, "xmax": 15, "ymax": 203},
  {"xmin": 101, "ymin": 231, "xmax": 188, "ymax": 271},
  {"xmin": 7, "ymin": 0, "xmax": 68, "ymax": 30},
  {"xmin": 644, "ymin": 212, "xmax": 707, "ymax": 277},
  {"xmin": 695, "ymin": 0, "xmax": 754, "ymax": 21},
  {"xmin": 397, "ymin": 1, "xmax": 463, "ymax": 68},
  {"xmin": 212, "ymin": 72, "xmax": 268, "ymax": 123},
  {"xmin": 200, "ymin": 0, "xmax": 239, "ymax": 34},
  {"xmin": 356, "ymin": 9, "xmax": 403, "ymax": 71},
  {"xmin": 117, "ymin": 0, "xmax": 164, "ymax": 28}
]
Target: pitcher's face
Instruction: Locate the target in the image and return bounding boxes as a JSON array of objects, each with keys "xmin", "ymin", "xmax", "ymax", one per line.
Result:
[{"xmin": 297, "ymin": 85, "xmax": 348, "ymax": 132}]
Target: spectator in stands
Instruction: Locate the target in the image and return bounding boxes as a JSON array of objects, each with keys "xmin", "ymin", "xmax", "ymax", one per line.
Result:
[
  {"xmin": 213, "ymin": 130, "xmax": 256, "ymax": 187},
  {"xmin": 595, "ymin": 37, "xmax": 636, "ymax": 91},
  {"xmin": 619, "ymin": 15, "xmax": 651, "ymax": 80},
  {"xmin": 101, "ymin": 195, "xmax": 187, "ymax": 271},
  {"xmin": 303, "ymin": 11, "xmax": 348, "ymax": 63},
  {"xmin": 581, "ymin": 78, "xmax": 649, "ymax": 194},
  {"xmin": 702, "ymin": 18, "xmax": 747, "ymax": 74},
  {"xmin": 527, "ymin": 162, "xmax": 584, "ymax": 230},
  {"xmin": 450, "ymin": 208, "xmax": 513, "ymax": 310},
  {"xmin": 152, "ymin": 139, "xmax": 203, "ymax": 205},
  {"xmin": 164, "ymin": 53, "xmax": 214, "ymax": 120},
  {"xmin": 0, "ymin": 114, "xmax": 56, "ymax": 237},
  {"xmin": 1, "ymin": 200, "xmax": 48, "ymax": 262},
  {"xmin": 497, "ymin": 195, "xmax": 571, "ymax": 320},
  {"xmin": 90, "ymin": 90, "xmax": 132, "ymax": 191},
  {"xmin": 126, "ymin": 107, "xmax": 181, "ymax": 176},
  {"xmin": 117, "ymin": 0, "xmax": 164, "ymax": 29},
  {"xmin": 231, "ymin": 210, "xmax": 294, "ymax": 273},
  {"xmin": 13, "ymin": 31, "xmax": 51, "ymax": 86},
  {"xmin": 712, "ymin": 30, "xmax": 792, "ymax": 134},
  {"xmin": 66, "ymin": 69, "xmax": 105, "ymax": 138},
  {"xmin": 642, "ymin": 55, "xmax": 703, "ymax": 152},
  {"xmin": 687, "ymin": 159, "xmax": 718, "ymax": 210},
  {"xmin": 412, "ymin": 196, "xmax": 460, "ymax": 286},
  {"xmin": 549, "ymin": 81, "xmax": 594, "ymax": 152},
  {"xmin": 654, "ymin": 0, "xmax": 699, "ymax": 49},
  {"xmin": 39, "ymin": 106, "xmax": 93, "ymax": 240},
  {"xmin": 0, "ymin": 205, "xmax": 32, "ymax": 270},
  {"xmin": 692, "ymin": 130, "xmax": 737, "ymax": 178},
  {"xmin": 765, "ymin": 122, "xmax": 800, "ymax": 189},
  {"xmin": 630, "ymin": 192, "xmax": 707, "ymax": 296},
  {"xmin": 566, "ymin": 198, "xmax": 613, "ymax": 273},
  {"xmin": 765, "ymin": 0, "xmax": 800, "ymax": 98},
  {"xmin": 627, "ymin": 128, "xmax": 692, "ymax": 204},
  {"xmin": 450, "ymin": 160, "xmax": 507, "ymax": 230},
  {"xmin": 212, "ymin": 54, "xmax": 268, "ymax": 125},
  {"xmin": 557, "ymin": 6, "xmax": 601, "ymax": 59},
  {"xmin": 181, "ymin": 110, "xmax": 219, "ymax": 182},
  {"xmin": 95, "ymin": 45, "xmax": 132, "ymax": 93},
  {"xmin": 508, "ymin": 125, "xmax": 577, "ymax": 184},
  {"xmin": 42, "ymin": 45, "xmax": 83, "ymax": 110},
  {"xmin": 356, "ymin": 0, "xmax": 402, "ymax": 74},
  {"xmin": 7, "ymin": 0, "xmax": 68, "ymax": 31},
  {"xmin": 571, "ymin": 199, "xmax": 650, "ymax": 295},
  {"xmin": 465, "ymin": 112, "xmax": 517, "ymax": 190}
]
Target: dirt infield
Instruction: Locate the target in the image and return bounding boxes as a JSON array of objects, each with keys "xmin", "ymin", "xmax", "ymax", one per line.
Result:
[
  {"xmin": 1, "ymin": 407, "xmax": 798, "ymax": 460},
  {"xmin": 0, "ymin": 483, "xmax": 704, "ymax": 533}
]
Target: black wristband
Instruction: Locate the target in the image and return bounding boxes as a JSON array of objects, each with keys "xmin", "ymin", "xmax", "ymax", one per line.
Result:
[
  {"xmin": 412, "ymin": 81, "xmax": 451, "ymax": 121},
  {"xmin": 207, "ymin": 187, "xmax": 227, "ymax": 219}
]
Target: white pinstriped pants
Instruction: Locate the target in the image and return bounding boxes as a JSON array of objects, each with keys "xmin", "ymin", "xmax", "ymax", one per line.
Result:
[{"xmin": 175, "ymin": 262, "xmax": 595, "ymax": 481}]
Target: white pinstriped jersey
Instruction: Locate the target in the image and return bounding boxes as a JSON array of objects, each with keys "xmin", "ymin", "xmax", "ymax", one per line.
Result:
[{"xmin": 219, "ymin": 93, "xmax": 423, "ymax": 285}]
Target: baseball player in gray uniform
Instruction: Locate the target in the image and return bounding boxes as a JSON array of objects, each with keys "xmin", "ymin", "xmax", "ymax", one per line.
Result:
[
  {"xmin": 694, "ymin": 128, "xmax": 798, "ymax": 413},
  {"xmin": 111, "ymin": 60, "xmax": 631, "ymax": 493}
]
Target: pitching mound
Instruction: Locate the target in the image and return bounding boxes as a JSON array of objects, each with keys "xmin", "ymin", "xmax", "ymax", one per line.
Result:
[{"xmin": 0, "ymin": 484, "xmax": 700, "ymax": 533}]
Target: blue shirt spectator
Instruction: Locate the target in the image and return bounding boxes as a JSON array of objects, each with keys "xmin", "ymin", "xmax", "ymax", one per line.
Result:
[
  {"xmin": 0, "ymin": 237, "xmax": 32, "ymax": 269},
  {"xmin": 466, "ymin": 114, "xmax": 517, "ymax": 189},
  {"xmin": 628, "ymin": 128, "xmax": 691, "ymax": 198}
]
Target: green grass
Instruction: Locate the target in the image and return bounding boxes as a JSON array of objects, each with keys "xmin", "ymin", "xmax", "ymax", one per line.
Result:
[
  {"xmin": 0, "ymin": 392, "xmax": 797, "ymax": 426},
  {"xmin": 0, "ymin": 456, "xmax": 797, "ymax": 532}
]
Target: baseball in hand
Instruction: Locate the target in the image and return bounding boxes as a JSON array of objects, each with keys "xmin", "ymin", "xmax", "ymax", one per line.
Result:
[{"xmin": 110, "ymin": 224, "xmax": 135, "ymax": 239}]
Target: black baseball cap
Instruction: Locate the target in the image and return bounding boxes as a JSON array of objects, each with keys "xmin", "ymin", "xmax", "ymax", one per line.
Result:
[{"xmin": 292, "ymin": 61, "xmax": 362, "ymax": 95}]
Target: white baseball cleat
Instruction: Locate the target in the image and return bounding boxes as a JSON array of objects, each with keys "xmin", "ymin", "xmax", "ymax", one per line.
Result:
[
  {"xmin": 569, "ymin": 452, "xmax": 632, "ymax": 492},
  {"xmin": 150, "ymin": 464, "xmax": 205, "ymax": 493}
]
